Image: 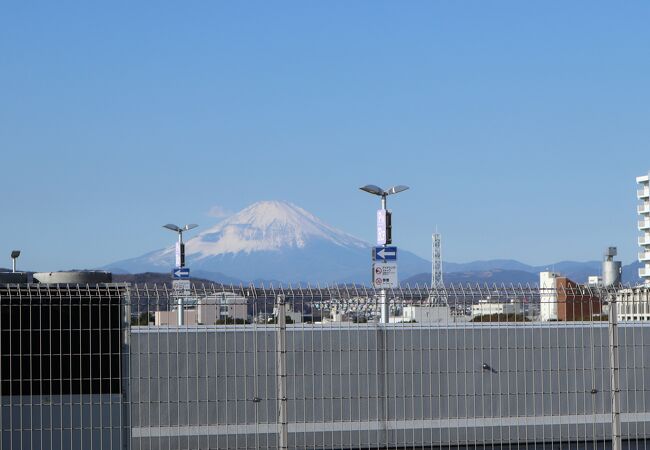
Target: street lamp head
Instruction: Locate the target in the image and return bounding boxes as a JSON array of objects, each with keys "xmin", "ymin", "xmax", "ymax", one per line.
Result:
[
  {"xmin": 360, "ymin": 184, "xmax": 410, "ymax": 197},
  {"xmin": 10, "ymin": 250, "xmax": 20, "ymax": 259},
  {"xmin": 163, "ymin": 224, "xmax": 182, "ymax": 232},
  {"xmin": 163, "ymin": 223, "xmax": 199, "ymax": 234},
  {"xmin": 386, "ymin": 185, "xmax": 409, "ymax": 195},
  {"xmin": 359, "ymin": 185, "xmax": 385, "ymax": 196}
]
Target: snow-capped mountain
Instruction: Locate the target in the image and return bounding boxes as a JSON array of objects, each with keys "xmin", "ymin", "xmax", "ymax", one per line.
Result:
[
  {"xmin": 105, "ymin": 201, "xmax": 430, "ymax": 283},
  {"xmin": 188, "ymin": 201, "xmax": 367, "ymax": 255}
]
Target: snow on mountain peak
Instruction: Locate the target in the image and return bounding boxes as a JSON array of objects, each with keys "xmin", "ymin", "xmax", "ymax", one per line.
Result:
[
  {"xmin": 106, "ymin": 199, "xmax": 430, "ymax": 282},
  {"xmin": 185, "ymin": 200, "xmax": 367, "ymax": 258}
]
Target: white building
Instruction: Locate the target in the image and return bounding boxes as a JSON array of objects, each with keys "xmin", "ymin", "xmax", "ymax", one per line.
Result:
[
  {"xmin": 200, "ymin": 292, "xmax": 248, "ymax": 324},
  {"xmin": 470, "ymin": 299, "xmax": 522, "ymax": 319},
  {"xmin": 638, "ymin": 171, "xmax": 650, "ymax": 284},
  {"xmin": 155, "ymin": 309, "xmax": 198, "ymax": 326},
  {"xmin": 155, "ymin": 292, "xmax": 248, "ymax": 326},
  {"xmin": 321, "ymin": 306, "xmax": 346, "ymax": 323},
  {"xmin": 617, "ymin": 286, "xmax": 650, "ymax": 321},
  {"xmin": 399, "ymin": 305, "xmax": 454, "ymax": 323},
  {"xmin": 587, "ymin": 276, "xmax": 602, "ymax": 287},
  {"xmin": 272, "ymin": 306, "xmax": 303, "ymax": 324},
  {"xmin": 540, "ymin": 271, "xmax": 560, "ymax": 321}
]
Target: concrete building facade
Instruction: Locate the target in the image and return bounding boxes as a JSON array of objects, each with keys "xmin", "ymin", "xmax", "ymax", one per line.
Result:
[
  {"xmin": 617, "ymin": 286, "xmax": 650, "ymax": 321},
  {"xmin": 638, "ymin": 171, "xmax": 650, "ymax": 284}
]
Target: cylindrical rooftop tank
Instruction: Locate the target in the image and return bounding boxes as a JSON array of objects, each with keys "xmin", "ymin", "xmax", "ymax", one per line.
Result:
[
  {"xmin": 602, "ymin": 261, "xmax": 622, "ymax": 287},
  {"xmin": 33, "ymin": 271, "xmax": 112, "ymax": 284},
  {"xmin": 0, "ymin": 272, "xmax": 30, "ymax": 283}
]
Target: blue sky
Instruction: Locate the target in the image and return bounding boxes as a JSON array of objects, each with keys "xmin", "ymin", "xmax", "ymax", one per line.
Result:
[{"xmin": 1, "ymin": 2, "xmax": 649, "ymax": 271}]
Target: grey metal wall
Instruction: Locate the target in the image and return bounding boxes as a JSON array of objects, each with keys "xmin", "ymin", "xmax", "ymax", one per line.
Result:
[
  {"xmin": 128, "ymin": 323, "xmax": 650, "ymax": 449},
  {"xmin": 1, "ymin": 394, "xmax": 126, "ymax": 450},
  {"xmin": 0, "ymin": 283, "xmax": 129, "ymax": 450}
]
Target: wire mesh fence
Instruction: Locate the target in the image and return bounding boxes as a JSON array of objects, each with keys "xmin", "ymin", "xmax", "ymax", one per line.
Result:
[{"xmin": 3, "ymin": 282, "xmax": 650, "ymax": 449}]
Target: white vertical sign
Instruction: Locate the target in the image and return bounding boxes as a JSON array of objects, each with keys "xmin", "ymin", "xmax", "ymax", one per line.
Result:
[
  {"xmin": 175, "ymin": 242, "xmax": 182, "ymax": 267},
  {"xmin": 377, "ymin": 209, "xmax": 387, "ymax": 245}
]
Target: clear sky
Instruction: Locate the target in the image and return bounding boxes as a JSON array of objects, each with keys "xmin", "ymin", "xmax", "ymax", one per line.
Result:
[{"xmin": 1, "ymin": 2, "xmax": 649, "ymax": 271}]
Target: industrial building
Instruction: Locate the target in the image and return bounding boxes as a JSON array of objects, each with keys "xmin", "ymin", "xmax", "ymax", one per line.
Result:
[
  {"xmin": 540, "ymin": 273, "xmax": 602, "ymax": 321},
  {"xmin": 602, "ymin": 246, "xmax": 622, "ymax": 287},
  {"xmin": 539, "ymin": 248, "xmax": 619, "ymax": 322},
  {"xmin": 555, "ymin": 276, "xmax": 602, "ymax": 321}
]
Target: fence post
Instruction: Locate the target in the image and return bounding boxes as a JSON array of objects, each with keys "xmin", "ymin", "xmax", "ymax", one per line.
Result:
[
  {"xmin": 122, "ymin": 286, "xmax": 132, "ymax": 450},
  {"xmin": 380, "ymin": 288, "xmax": 389, "ymax": 324},
  {"xmin": 177, "ymin": 296, "xmax": 184, "ymax": 325},
  {"xmin": 608, "ymin": 295, "xmax": 622, "ymax": 450},
  {"xmin": 276, "ymin": 294, "xmax": 288, "ymax": 450}
]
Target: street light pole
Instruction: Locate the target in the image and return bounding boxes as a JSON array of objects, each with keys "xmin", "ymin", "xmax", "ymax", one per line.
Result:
[
  {"xmin": 10, "ymin": 250, "xmax": 20, "ymax": 273},
  {"xmin": 379, "ymin": 195, "xmax": 388, "ymax": 323},
  {"xmin": 177, "ymin": 229, "xmax": 183, "ymax": 260},
  {"xmin": 359, "ymin": 184, "xmax": 409, "ymax": 324},
  {"xmin": 163, "ymin": 223, "xmax": 198, "ymax": 325}
]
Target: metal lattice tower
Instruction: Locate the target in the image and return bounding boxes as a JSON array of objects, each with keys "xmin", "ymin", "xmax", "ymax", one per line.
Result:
[
  {"xmin": 431, "ymin": 233, "xmax": 442, "ymax": 287},
  {"xmin": 430, "ymin": 232, "xmax": 447, "ymax": 305}
]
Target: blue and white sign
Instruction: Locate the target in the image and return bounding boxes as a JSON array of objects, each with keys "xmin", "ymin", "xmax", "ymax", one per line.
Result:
[
  {"xmin": 172, "ymin": 267, "xmax": 190, "ymax": 279},
  {"xmin": 372, "ymin": 262, "xmax": 398, "ymax": 288},
  {"xmin": 373, "ymin": 246, "xmax": 397, "ymax": 262}
]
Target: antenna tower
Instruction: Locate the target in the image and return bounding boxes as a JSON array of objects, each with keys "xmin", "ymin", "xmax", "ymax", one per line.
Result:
[{"xmin": 430, "ymin": 232, "xmax": 447, "ymax": 305}]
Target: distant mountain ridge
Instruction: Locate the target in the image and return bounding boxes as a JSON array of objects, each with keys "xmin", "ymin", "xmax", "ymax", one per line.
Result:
[
  {"xmin": 440, "ymin": 259, "xmax": 602, "ymax": 285},
  {"xmin": 403, "ymin": 269, "xmax": 539, "ymax": 286},
  {"xmin": 103, "ymin": 200, "xmax": 644, "ymax": 286},
  {"xmin": 104, "ymin": 200, "xmax": 430, "ymax": 283},
  {"xmin": 110, "ymin": 261, "xmax": 643, "ymax": 287},
  {"xmin": 404, "ymin": 260, "xmax": 643, "ymax": 286}
]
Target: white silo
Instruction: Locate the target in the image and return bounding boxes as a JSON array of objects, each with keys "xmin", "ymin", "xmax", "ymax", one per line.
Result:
[
  {"xmin": 602, "ymin": 247, "xmax": 622, "ymax": 287},
  {"xmin": 540, "ymin": 271, "xmax": 559, "ymax": 321}
]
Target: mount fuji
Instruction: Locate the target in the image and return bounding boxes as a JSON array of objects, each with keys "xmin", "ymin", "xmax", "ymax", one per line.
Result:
[{"xmin": 105, "ymin": 201, "xmax": 430, "ymax": 283}]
